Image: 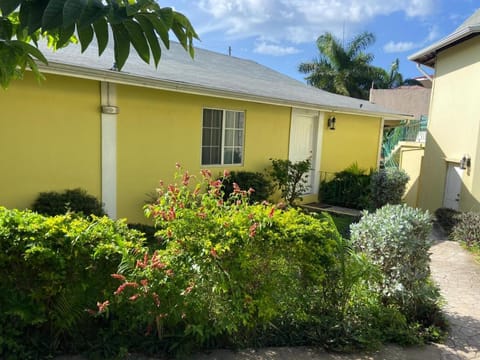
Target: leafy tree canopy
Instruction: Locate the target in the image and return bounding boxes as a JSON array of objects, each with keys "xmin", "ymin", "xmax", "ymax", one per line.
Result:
[
  {"xmin": 299, "ymin": 32, "xmax": 422, "ymax": 100},
  {"xmin": 0, "ymin": 0, "xmax": 198, "ymax": 89}
]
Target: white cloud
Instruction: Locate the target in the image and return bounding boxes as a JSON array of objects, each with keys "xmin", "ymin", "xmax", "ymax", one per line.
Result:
[
  {"xmin": 195, "ymin": 0, "xmax": 437, "ymax": 44},
  {"xmin": 384, "ymin": 41, "xmax": 418, "ymax": 53},
  {"xmin": 254, "ymin": 41, "xmax": 301, "ymax": 55},
  {"xmin": 382, "ymin": 23, "xmax": 440, "ymax": 53}
]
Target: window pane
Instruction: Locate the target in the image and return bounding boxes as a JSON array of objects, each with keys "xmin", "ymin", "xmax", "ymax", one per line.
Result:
[
  {"xmin": 234, "ymin": 130, "xmax": 243, "ymax": 146},
  {"xmin": 233, "ymin": 147, "xmax": 242, "ymax": 164},
  {"xmin": 224, "ymin": 148, "xmax": 233, "ymax": 164},
  {"xmin": 224, "ymin": 129, "xmax": 234, "ymax": 146},
  {"xmin": 212, "ymin": 129, "xmax": 221, "ymax": 146},
  {"xmin": 225, "ymin": 111, "xmax": 235, "ymax": 128},
  {"xmin": 202, "ymin": 108, "xmax": 223, "ymax": 165},
  {"xmin": 202, "ymin": 128, "xmax": 211, "ymax": 145},
  {"xmin": 236, "ymin": 112, "xmax": 244, "ymax": 128},
  {"xmin": 202, "ymin": 148, "xmax": 211, "ymax": 165}
]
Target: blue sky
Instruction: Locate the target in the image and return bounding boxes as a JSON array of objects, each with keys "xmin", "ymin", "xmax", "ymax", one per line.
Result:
[{"xmin": 162, "ymin": 0, "xmax": 478, "ymax": 82}]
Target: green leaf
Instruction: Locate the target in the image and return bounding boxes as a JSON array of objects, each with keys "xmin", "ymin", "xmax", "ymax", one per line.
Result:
[
  {"xmin": 135, "ymin": 14, "xmax": 160, "ymax": 66},
  {"xmin": 143, "ymin": 13, "xmax": 168, "ymax": 48},
  {"xmin": 111, "ymin": 23, "xmax": 130, "ymax": 69},
  {"xmin": 77, "ymin": 23, "xmax": 93, "ymax": 52},
  {"xmin": 158, "ymin": 7, "xmax": 173, "ymax": 28},
  {"xmin": 42, "ymin": 0, "xmax": 67, "ymax": 30},
  {"xmin": 107, "ymin": 1, "xmax": 128, "ymax": 25},
  {"xmin": 123, "ymin": 19, "xmax": 149, "ymax": 63},
  {"xmin": 78, "ymin": 0, "xmax": 105, "ymax": 29},
  {"xmin": 57, "ymin": 23, "xmax": 75, "ymax": 48},
  {"xmin": 92, "ymin": 17, "xmax": 108, "ymax": 55},
  {"xmin": 11, "ymin": 40, "xmax": 48, "ymax": 64},
  {"xmin": 25, "ymin": 0, "xmax": 49, "ymax": 34},
  {"xmin": 0, "ymin": 17, "xmax": 13, "ymax": 39},
  {"xmin": 0, "ymin": 0, "xmax": 21, "ymax": 16},
  {"xmin": 63, "ymin": 0, "xmax": 87, "ymax": 28}
]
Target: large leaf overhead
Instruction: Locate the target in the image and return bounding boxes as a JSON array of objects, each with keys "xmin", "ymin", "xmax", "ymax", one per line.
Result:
[{"xmin": 0, "ymin": 0, "xmax": 199, "ymax": 89}]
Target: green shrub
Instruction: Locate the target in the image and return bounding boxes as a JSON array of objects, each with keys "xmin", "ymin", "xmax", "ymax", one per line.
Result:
[
  {"xmin": 369, "ymin": 168, "xmax": 409, "ymax": 209},
  {"xmin": 451, "ymin": 211, "xmax": 480, "ymax": 247},
  {"xmin": 32, "ymin": 188, "xmax": 105, "ymax": 217},
  {"xmin": 97, "ymin": 167, "xmax": 440, "ymax": 357},
  {"xmin": 268, "ymin": 158, "xmax": 311, "ymax": 206},
  {"xmin": 108, "ymin": 167, "xmax": 341, "ymax": 354},
  {"xmin": 220, "ymin": 171, "xmax": 273, "ymax": 203},
  {"xmin": 350, "ymin": 205, "xmax": 442, "ymax": 327},
  {"xmin": 127, "ymin": 223, "xmax": 160, "ymax": 248},
  {"xmin": 0, "ymin": 208, "xmax": 144, "ymax": 358},
  {"xmin": 434, "ymin": 207, "xmax": 461, "ymax": 236},
  {"xmin": 319, "ymin": 163, "xmax": 371, "ymax": 209}
]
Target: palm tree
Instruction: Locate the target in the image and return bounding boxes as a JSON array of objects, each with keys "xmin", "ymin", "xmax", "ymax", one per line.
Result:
[
  {"xmin": 298, "ymin": 32, "xmax": 378, "ymax": 99},
  {"xmin": 372, "ymin": 58, "xmax": 424, "ymax": 89}
]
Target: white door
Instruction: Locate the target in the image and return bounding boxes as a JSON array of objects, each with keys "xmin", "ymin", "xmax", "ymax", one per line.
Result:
[
  {"xmin": 289, "ymin": 109, "xmax": 319, "ymax": 194},
  {"xmin": 443, "ymin": 164, "xmax": 463, "ymax": 210}
]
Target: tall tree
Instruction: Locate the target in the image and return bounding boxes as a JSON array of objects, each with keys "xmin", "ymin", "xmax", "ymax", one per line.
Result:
[
  {"xmin": 0, "ymin": 0, "xmax": 198, "ymax": 89},
  {"xmin": 372, "ymin": 58, "xmax": 423, "ymax": 89},
  {"xmin": 298, "ymin": 32, "xmax": 379, "ymax": 100}
]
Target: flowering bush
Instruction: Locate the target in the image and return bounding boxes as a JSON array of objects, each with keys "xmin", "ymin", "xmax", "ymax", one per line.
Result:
[{"xmin": 103, "ymin": 165, "xmax": 344, "ymax": 353}]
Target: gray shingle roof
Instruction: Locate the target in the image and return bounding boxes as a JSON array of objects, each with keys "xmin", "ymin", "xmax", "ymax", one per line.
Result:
[
  {"xmin": 409, "ymin": 8, "xmax": 480, "ymax": 67},
  {"xmin": 40, "ymin": 42, "xmax": 407, "ymax": 118}
]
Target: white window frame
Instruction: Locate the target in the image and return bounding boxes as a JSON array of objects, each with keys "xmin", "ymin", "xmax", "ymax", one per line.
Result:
[{"xmin": 201, "ymin": 108, "xmax": 245, "ymax": 166}]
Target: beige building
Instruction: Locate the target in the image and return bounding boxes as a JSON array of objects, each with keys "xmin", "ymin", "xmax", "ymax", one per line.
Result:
[
  {"xmin": 369, "ymin": 83, "xmax": 431, "ymax": 122},
  {"xmin": 409, "ymin": 9, "xmax": 480, "ymax": 212}
]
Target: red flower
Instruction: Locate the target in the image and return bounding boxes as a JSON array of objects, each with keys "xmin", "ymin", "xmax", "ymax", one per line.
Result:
[
  {"xmin": 140, "ymin": 279, "xmax": 148, "ymax": 287},
  {"xmin": 248, "ymin": 187, "xmax": 255, "ymax": 194},
  {"xmin": 129, "ymin": 294, "xmax": 140, "ymax": 301},
  {"xmin": 249, "ymin": 223, "xmax": 258, "ymax": 237},
  {"xmin": 97, "ymin": 300, "xmax": 110, "ymax": 313},
  {"xmin": 182, "ymin": 171, "xmax": 191, "ymax": 186},
  {"xmin": 268, "ymin": 206, "xmax": 275, "ymax": 218},
  {"xmin": 114, "ymin": 282, "xmax": 139, "ymax": 295},
  {"xmin": 223, "ymin": 169, "xmax": 231, "ymax": 178},
  {"xmin": 201, "ymin": 169, "xmax": 212, "ymax": 178},
  {"xmin": 210, "ymin": 180, "xmax": 222, "ymax": 188},
  {"xmin": 233, "ymin": 182, "xmax": 241, "ymax": 193},
  {"xmin": 165, "ymin": 269, "xmax": 174, "ymax": 277},
  {"xmin": 210, "ymin": 248, "xmax": 218, "ymax": 258},
  {"xmin": 111, "ymin": 273, "xmax": 126, "ymax": 281}
]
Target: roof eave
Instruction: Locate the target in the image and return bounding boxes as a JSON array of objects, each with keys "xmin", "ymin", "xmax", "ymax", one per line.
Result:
[
  {"xmin": 38, "ymin": 61, "xmax": 409, "ymax": 120},
  {"xmin": 409, "ymin": 25, "xmax": 480, "ymax": 67}
]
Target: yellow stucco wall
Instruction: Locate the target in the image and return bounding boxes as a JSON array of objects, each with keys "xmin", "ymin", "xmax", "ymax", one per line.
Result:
[
  {"xmin": 418, "ymin": 36, "xmax": 480, "ymax": 211},
  {"xmin": 321, "ymin": 112, "xmax": 382, "ymax": 174},
  {"xmin": 398, "ymin": 143, "xmax": 424, "ymax": 208},
  {"xmin": 0, "ymin": 73, "xmax": 101, "ymax": 210},
  {"xmin": 116, "ymin": 85, "xmax": 291, "ymax": 222}
]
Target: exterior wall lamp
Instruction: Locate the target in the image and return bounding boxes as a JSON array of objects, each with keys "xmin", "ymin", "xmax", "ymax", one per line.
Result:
[
  {"xmin": 327, "ymin": 116, "xmax": 336, "ymax": 130},
  {"xmin": 460, "ymin": 155, "xmax": 471, "ymax": 170}
]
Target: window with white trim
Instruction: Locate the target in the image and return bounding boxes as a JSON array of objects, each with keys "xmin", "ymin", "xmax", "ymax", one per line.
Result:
[{"xmin": 201, "ymin": 108, "xmax": 245, "ymax": 165}]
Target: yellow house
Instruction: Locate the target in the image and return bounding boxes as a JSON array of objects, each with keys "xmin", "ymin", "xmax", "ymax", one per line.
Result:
[
  {"xmin": 0, "ymin": 43, "xmax": 404, "ymax": 223},
  {"xmin": 409, "ymin": 9, "xmax": 480, "ymax": 212}
]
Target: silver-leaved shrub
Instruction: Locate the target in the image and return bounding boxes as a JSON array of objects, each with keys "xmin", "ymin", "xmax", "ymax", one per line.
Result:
[{"xmin": 350, "ymin": 204, "xmax": 435, "ymax": 319}]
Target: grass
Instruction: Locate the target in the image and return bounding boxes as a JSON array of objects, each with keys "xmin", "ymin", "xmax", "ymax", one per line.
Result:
[{"xmin": 330, "ymin": 213, "xmax": 359, "ymax": 239}]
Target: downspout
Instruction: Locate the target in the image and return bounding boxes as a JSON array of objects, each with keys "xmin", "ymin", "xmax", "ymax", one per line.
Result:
[{"xmin": 416, "ymin": 63, "xmax": 433, "ymax": 82}]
